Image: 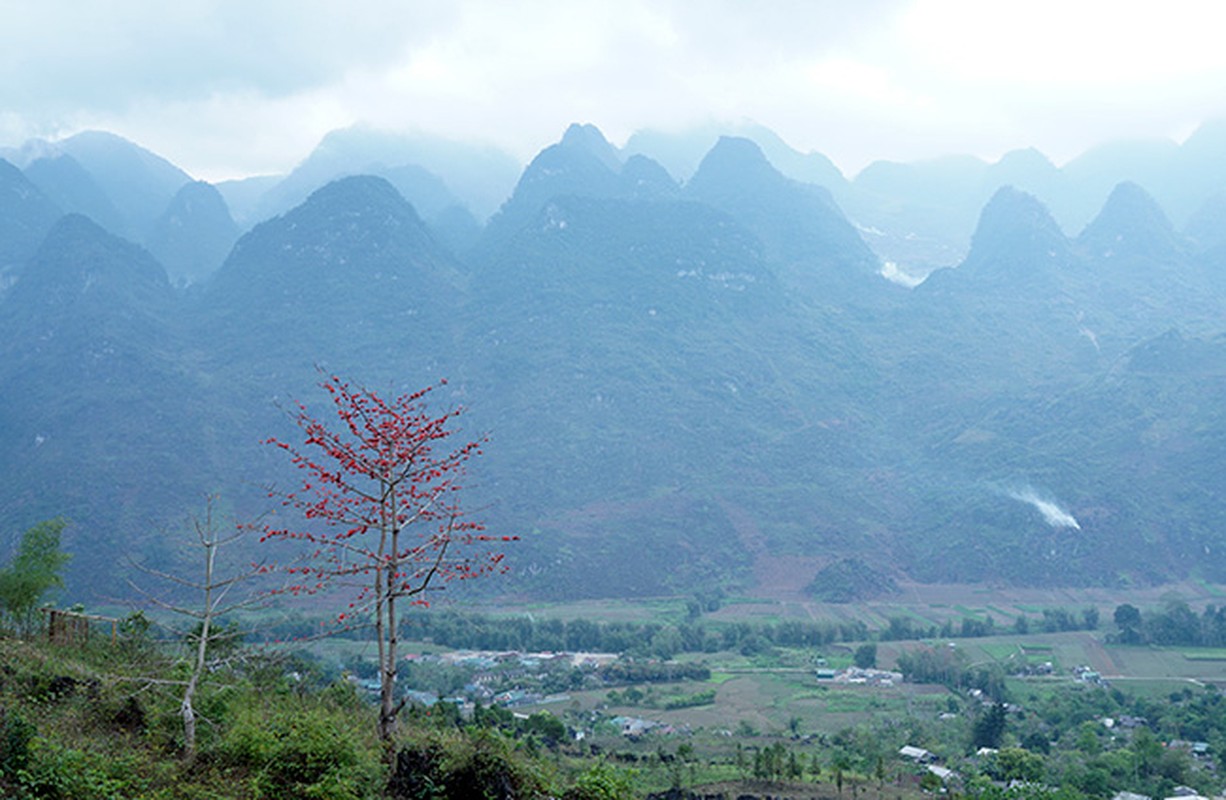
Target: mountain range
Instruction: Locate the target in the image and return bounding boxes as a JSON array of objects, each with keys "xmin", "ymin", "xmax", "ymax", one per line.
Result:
[{"xmin": 1, "ymin": 121, "xmax": 1225, "ymax": 602}]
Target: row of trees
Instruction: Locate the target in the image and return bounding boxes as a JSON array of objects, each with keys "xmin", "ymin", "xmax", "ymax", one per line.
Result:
[
  {"xmin": 1112, "ymin": 600, "xmax": 1226, "ymax": 646},
  {"xmin": 399, "ymin": 608, "xmax": 872, "ymax": 657},
  {"xmin": 895, "ymin": 644, "xmax": 1010, "ymax": 700},
  {"xmin": 880, "ymin": 606, "xmax": 1100, "ymax": 642},
  {"xmin": 404, "ymin": 606, "xmax": 1105, "ymax": 658}
]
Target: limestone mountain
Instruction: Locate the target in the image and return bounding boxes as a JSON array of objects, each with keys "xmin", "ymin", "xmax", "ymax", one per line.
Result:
[
  {"xmin": 1076, "ymin": 181, "xmax": 1183, "ymax": 264},
  {"xmin": 616, "ymin": 155, "xmax": 680, "ymax": 201},
  {"xmin": 0, "ymin": 215, "xmax": 203, "ymax": 576},
  {"xmin": 683, "ymin": 136, "xmax": 880, "ymax": 294},
  {"xmin": 465, "ymin": 190, "xmax": 879, "ymax": 597},
  {"xmin": 622, "ymin": 121, "xmax": 847, "ymax": 192},
  {"xmin": 481, "ymin": 125, "xmax": 627, "ymax": 241},
  {"xmin": 1183, "ymin": 191, "xmax": 1226, "ymax": 252},
  {"xmin": 1, "ymin": 127, "xmax": 1226, "ymax": 600},
  {"xmin": 926, "ymin": 186, "xmax": 1075, "ymax": 289},
  {"xmin": 247, "ymin": 126, "xmax": 521, "ymax": 225},
  {"xmin": 144, "ymin": 181, "xmax": 240, "ymax": 286},
  {"xmin": 0, "ymin": 159, "xmax": 62, "ymax": 296},
  {"xmin": 54, "ymin": 131, "xmax": 192, "ymax": 240},
  {"xmin": 22, "ymin": 154, "xmax": 126, "ymax": 236},
  {"xmin": 199, "ymin": 174, "xmax": 466, "ymax": 387}
]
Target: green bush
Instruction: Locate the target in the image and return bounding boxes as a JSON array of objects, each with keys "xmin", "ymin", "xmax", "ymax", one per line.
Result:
[
  {"xmin": 1, "ymin": 708, "xmax": 35, "ymax": 778},
  {"xmin": 662, "ymin": 689, "xmax": 716, "ymax": 710},
  {"xmin": 13, "ymin": 738, "xmax": 140, "ymax": 800},
  {"xmin": 562, "ymin": 761, "xmax": 636, "ymax": 800},
  {"xmin": 389, "ymin": 729, "xmax": 551, "ymax": 800},
  {"xmin": 217, "ymin": 696, "xmax": 380, "ymax": 800}
]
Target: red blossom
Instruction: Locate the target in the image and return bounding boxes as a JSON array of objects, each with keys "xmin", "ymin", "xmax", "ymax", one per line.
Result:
[
  {"xmin": 262, "ymin": 390, "xmax": 513, "ymax": 627},
  {"xmin": 260, "ymin": 373, "xmax": 515, "ymax": 741}
]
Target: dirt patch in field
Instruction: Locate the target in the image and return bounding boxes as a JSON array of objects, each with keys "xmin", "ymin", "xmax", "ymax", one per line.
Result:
[
  {"xmin": 715, "ymin": 497, "xmax": 823, "ymax": 601},
  {"xmin": 1077, "ymin": 631, "xmax": 1124, "ymax": 675},
  {"xmin": 748, "ymin": 554, "xmax": 825, "ymax": 600},
  {"xmin": 683, "ymin": 777, "xmax": 923, "ymax": 800}
]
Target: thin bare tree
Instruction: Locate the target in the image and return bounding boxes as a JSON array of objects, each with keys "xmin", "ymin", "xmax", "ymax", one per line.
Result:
[{"xmin": 128, "ymin": 496, "xmax": 266, "ymax": 758}]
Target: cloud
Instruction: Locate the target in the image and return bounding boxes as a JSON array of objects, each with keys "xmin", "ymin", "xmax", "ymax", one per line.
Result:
[
  {"xmin": 901, "ymin": 0, "xmax": 1226, "ymax": 87},
  {"xmin": 1006, "ymin": 487, "xmax": 1081, "ymax": 530},
  {"xmin": 0, "ymin": 1, "xmax": 452, "ymax": 112},
  {"xmin": 5, "ymin": 1, "xmax": 1226, "ymax": 180}
]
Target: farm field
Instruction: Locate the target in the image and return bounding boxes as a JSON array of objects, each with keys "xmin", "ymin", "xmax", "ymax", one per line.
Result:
[
  {"xmin": 521, "ymin": 667, "xmax": 955, "ymax": 737},
  {"xmin": 506, "ymin": 633, "xmax": 1226, "ymax": 743},
  {"xmin": 479, "ymin": 579, "xmax": 1226, "ymax": 632},
  {"xmin": 284, "ymin": 581, "xmax": 1226, "ymax": 747},
  {"xmin": 880, "ymin": 631, "xmax": 1226, "ymax": 681}
]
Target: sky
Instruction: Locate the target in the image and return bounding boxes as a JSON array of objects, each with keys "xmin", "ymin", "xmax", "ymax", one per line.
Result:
[{"xmin": 4, "ymin": 0, "xmax": 1226, "ymax": 182}]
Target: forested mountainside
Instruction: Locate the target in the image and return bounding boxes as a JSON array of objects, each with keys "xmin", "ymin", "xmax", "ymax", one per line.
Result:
[{"xmin": 2, "ymin": 123, "xmax": 1225, "ymax": 601}]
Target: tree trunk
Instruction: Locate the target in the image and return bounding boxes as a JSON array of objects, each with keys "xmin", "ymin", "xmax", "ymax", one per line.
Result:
[
  {"xmin": 377, "ymin": 557, "xmax": 395, "ymax": 743},
  {"xmin": 378, "ymin": 495, "xmax": 401, "ymax": 745},
  {"xmin": 182, "ymin": 674, "xmax": 198, "ymax": 757}
]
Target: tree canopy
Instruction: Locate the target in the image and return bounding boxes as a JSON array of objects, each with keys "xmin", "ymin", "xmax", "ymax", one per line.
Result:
[{"xmin": 0, "ymin": 517, "xmax": 71, "ymax": 634}]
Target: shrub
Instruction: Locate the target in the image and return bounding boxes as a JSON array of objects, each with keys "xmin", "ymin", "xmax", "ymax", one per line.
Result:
[
  {"xmin": 1, "ymin": 708, "xmax": 35, "ymax": 778},
  {"xmin": 216, "ymin": 696, "xmax": 380, "ymax": 799},
  {"xmin": 562, "ymin": 761, "xmax": 636, "ymax": 800},
  {"xmin": 13, "ymin": 739, "xmax": 140, "ymax": 800},
  {"xmin": 389, "ymin": 729, "xmax": 551, "ymax": 800}
]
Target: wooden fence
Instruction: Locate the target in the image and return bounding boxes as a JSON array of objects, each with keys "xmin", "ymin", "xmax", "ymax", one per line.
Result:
[{"xmin": 40, "ymin": 608, "xmax": 120, "ymax": 646}]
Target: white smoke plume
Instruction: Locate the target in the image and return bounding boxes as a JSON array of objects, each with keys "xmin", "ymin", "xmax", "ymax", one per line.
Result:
[{"xmin": 1007, "ymin": 487, "xmax": 1081, "ymax": 530}]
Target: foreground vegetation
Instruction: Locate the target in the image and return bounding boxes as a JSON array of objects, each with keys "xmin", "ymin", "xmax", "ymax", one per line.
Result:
[
  {"xmin": 6, "ymin": 517, "xmax": 1226, "ymax": 798},
  {"xmin": 6, "ymin": 596, "xmax": 1226, "ymax": 799},
  {"xmin": 0, "ymin": 625, "xmax": 910, "ymax": 799}
]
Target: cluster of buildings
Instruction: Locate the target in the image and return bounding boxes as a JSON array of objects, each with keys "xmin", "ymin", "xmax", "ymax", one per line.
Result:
[
  {"xmin": 899, "ymin": 745, "xmax": 958, "ymax": 784},
  {"xmin": 1074, "ymin": 664, "xmax": 1109, "ymax": 686},
  {"xmin": 424, "ymin": 649, "xmax": 619, "ymax": 669},
  {"xmin": 347, "ymin": 648, "xmax": 618, "ymax": 711},
  {"xmin": 815, "ymin": 666, "xmax": 904, "ymax": 686},
  {"xmin": 609, "ymin": 715, "xmax": 683, "ymax": 739},
  {"xmin": 1112, "ymin": 786, "xmax": 1224, "ymax": 800}
]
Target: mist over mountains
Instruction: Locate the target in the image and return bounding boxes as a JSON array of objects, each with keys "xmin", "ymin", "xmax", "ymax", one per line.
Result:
[{"xmin": 2, "ymin": 121, "xmax": 1225, "ymax": 602}]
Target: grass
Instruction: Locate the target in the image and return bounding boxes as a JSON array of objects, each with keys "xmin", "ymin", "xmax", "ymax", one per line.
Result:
[
  {"xmin": 482, "ymin": 596, "xmax": 692, "ymax": 624},
  {"xmin": 724, "ymin": 596, "xmax": 778, "ymax": 606},
  {"xmin": 976, "ymin": 642, "xmax": 1021, "ymax": 661},
  {"xmin": 1103, "ymin": 678, "xmax": 1207, "ymax": 697},
  {"xmin": 954, "ymin": 605, "xmax": 987, "ymax": 621},
  {"xmin": 896, "ymin": 608, "xmax": 942, "ymax": 627},
  {"xmin": 0, "ymin": 635, "xmax": 387, "ymax": 799},
  {"xmin": 1194, "ymin": 579, "xmax": 1226, "ymax": 598}
]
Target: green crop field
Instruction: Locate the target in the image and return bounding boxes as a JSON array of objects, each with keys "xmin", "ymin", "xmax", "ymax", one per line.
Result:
[
  {"xmin": 976, "ymin": 641, "xmax": 1022, "ymax": 661},
  {"xmin": 954, "ymin": 604, "xmax": 988, "ymax": 620},
  {"xmin": 1194, "ymin": 579, "xmax": 1226, "ymax": 597}
]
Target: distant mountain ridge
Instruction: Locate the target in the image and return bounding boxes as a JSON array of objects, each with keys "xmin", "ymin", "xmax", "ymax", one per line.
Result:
[
  {"xmin": 0, "ymin": 158, "xmax": 62, "ymax": 294},
  {"xmin": 0, "ymin": 123, "xmax": 1225, "ymax": 602},
  {"xmin": 14, "ymin": 118, "xmax": 1226, "ymax": 289}
]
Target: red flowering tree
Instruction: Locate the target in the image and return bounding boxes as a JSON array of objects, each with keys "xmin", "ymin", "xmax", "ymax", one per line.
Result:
[{"xmin": 263, "ymin": 374, "xmax": 511, "ymax": 742}]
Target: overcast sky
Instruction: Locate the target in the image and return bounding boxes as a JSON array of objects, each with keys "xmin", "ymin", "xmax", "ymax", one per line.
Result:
[{"xmin": 4, "ymin": 0, "xmax": 1226, "ymax": 182}]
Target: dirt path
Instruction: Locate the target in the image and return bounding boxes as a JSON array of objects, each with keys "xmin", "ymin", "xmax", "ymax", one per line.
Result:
[
  {"xmin": 715, "ymin": 497, "xmax": 821, "ymax": 602},
  {"xmin": 1077, "ymin": 632, "xmax": 1122, "ymax": 675}
]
